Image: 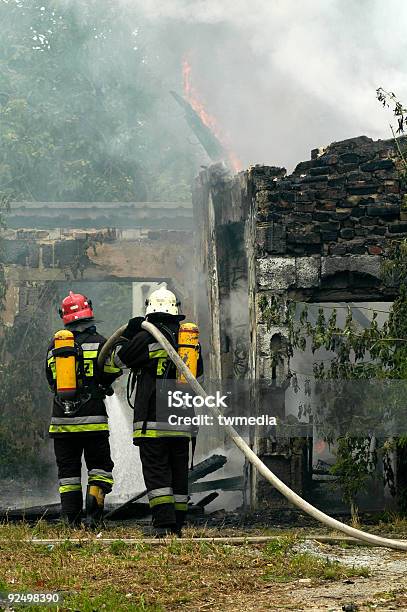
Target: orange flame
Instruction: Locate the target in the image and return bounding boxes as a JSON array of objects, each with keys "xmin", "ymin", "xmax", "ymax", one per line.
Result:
[{"xmin": 182, "ymin": 58, "xmax": 242, "ymax": 173}]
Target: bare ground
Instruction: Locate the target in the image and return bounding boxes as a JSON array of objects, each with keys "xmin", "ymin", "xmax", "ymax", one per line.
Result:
[{"xmin": 247, "ymin": 542, "xmax": 407, "ymax": 611}]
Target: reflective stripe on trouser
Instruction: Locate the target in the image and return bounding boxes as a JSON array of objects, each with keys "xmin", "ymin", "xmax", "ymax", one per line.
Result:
[
  {"xmin": 49, "ymin": 415, "xmax": 108, "ymax": 434},
  {"xmin": 148, "ymin": 487, "xmax": 174, "ymax": 508},
  {"xmin": 174, "ymin": 494, "xmax": 188, "ymax": 512},
  {"xmin": 139, "ymin": 437, "xmax": 189, "ymax": 528},
  {"xmin": 88, "ymin": 468, "xmax": 114, "ymax": 491},
  {"xmin": 133, "ymin": 421, "xmax": 191, "ymax": 439},
  {"xmin": 59, "ymin": 476, "xmax": 82, "ymax": 494},
  {"xmin": 54, "ymin": 435, "xmax": 114, "ymax": 520}
]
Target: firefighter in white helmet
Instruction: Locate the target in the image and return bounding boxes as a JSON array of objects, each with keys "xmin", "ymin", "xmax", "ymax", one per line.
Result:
[
  {"xmin": 114, "ymin": 287, "xmax": 203, "ymax": 537},
  {"xmin": 145, "ymin": 287, "xmax": 180, "ymax": 315}
]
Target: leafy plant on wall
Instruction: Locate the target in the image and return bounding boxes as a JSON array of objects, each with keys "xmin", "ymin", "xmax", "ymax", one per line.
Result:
[{"xmin": 260, "ymin": 241, "xmax": 407, "ymax": 520}]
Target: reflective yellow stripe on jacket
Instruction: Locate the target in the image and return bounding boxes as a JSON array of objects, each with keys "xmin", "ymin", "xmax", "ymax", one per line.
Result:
[
  {"xmin": 133, "ymin": 420, "xmax": 191, "ymax": 439},
  {"xmin": 103, "ymin": 351, "xmax": 122, "ymax": 375},
  {"xmin": 49, "ymin": 415, "xmax": 109, "ymax": 434},
  {"xmin": 148, "ymin": 343, "xmax": 169, "ymax": 376}
]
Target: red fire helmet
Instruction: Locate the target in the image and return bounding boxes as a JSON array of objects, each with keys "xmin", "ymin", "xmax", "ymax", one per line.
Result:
[{"xmin": 59, "ymin": 291, "xmax": 94, "ymax": 325}]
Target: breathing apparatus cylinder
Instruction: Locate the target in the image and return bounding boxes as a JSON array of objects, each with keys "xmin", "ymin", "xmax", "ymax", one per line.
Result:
[
  {"xmin": 176, "ymin": 322, "xmax": 199, "ymax": 384},
  {"xmin": 54, "ymin": 329, "xmax": 77, "ymax": 400}
]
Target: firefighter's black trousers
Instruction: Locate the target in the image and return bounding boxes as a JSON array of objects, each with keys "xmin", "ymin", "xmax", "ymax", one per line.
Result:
[
  {"xmin": 54, "ymin": 435, "xmax": 114, "ymax": 523},
  {"xmin": 139, "ymin": 437, "xmax": 189, "ymax": 529}
]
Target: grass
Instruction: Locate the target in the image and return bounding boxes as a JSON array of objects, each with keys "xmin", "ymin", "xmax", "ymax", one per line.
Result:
[
  {"xmin": 0, "ymin": 522, "xmax": 372, "ymax": 611},
  {"xmin": 376, "ymin": 512, "xmax": 407, "ymax": 534},
  {"xmin": 0, "ymin": 519, "xmax": 350, "ymax": 544},
  {"xmin": 261, "ymin": 537, "xmax": 369, "ymax": 583}
]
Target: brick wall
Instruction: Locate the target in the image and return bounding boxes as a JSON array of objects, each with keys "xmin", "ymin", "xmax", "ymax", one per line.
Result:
[{"xmin": 254, "ymin": 136, "xmax": 406, "ymax": 258}]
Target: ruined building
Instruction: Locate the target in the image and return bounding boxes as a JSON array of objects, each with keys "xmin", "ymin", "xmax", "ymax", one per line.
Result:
[
  {"xmin": 1, "ymin": 201, "xmax": 194, "ymax": 328},
  {"xmin": 193, "ymin": 135, "xmax": 406, "ymax": 508},
  {"xmin": 1, "ymin": 135, "xmax": 406, "ymax": 511}
]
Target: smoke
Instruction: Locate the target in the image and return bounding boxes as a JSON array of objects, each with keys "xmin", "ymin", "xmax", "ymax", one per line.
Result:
[
  {"xmin": 10, "ymin": 0, "xmax": 407, "ymax": 185},
  {"xmin": 4, "ymin": 0, "xmax": 406, "ymax": 511},
  {"xmin": 193, "ymin": 445, "xmax": 245, "ymax": 511},
  {"xmin": 127, "ymin": 0, "xmax": 407, "ymax": 170}
]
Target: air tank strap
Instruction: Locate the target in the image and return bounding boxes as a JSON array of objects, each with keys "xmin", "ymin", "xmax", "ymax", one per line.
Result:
[
  {"xmin": 52, "ymin": 345, "xmax": 81, "ymax": 358},
  {"xmin": 190, "ymin": 436, "xmax": 197, "ymax": 470}
]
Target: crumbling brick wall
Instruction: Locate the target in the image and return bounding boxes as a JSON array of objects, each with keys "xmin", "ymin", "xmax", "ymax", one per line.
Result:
[
  {"xmin": 255, "ymin": 135, "xmax": 405, "ymax": 260},
  {"xmin": 194, "ymin": 135, "xmax": 406, "ymax": 509}
]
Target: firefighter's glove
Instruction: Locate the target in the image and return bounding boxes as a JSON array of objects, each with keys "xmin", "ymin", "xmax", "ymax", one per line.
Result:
[
  {"xmin": 122, "ymin": 316, "xmax": 145, "ymax": 340},
  {"xmin": 117, "ymin": 337, "xmax": 141, "ymax": 369}
]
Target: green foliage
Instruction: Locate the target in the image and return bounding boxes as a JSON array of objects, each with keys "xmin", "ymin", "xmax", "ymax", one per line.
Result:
[
  {"xmin": 44, "ymin": 589, "xmax": 162, "ymax": 612},
  {"xmin": 0, "ymin": 196, "xmax": 10, "ymax": 312},
  {"xmin": 330, "ymin": 437, "xmax": 376, "ymax": 515},
  {"xmin": 0, "ymin": 0, "xmax": 198, "ymax": 202},
  {"xmin": 0, "ymin": 284, "xmax": 58, "ymax": 479},
  {"xmin": 294, "ymin": 291, "xmax": 407, "ymax": 515},
  {"xmin": 377, "ymin": 88, "xmax": 407, "ymax": 186},
  {"xmin": 377, "ymin": 88, "xmax": 407, "ymax": 135}
]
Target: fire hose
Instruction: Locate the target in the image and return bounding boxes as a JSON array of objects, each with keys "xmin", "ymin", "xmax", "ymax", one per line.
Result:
[{"xmin": 99, "ymin": 322, "xmax": 407, "ymax": 551}]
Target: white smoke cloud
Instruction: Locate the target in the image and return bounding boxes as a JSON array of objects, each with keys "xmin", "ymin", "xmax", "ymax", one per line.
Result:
[{"xmin": 129, "ymin": 0, "xmax": 407, "ymax": 170}]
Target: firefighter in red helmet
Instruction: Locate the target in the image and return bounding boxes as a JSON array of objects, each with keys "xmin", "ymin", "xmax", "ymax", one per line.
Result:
[{"xmin": 46, "ymin": 291, "xmax": 122, "ymax": 527}]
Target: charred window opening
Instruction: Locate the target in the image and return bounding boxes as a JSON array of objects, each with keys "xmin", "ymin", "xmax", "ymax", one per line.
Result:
[{"xmin": 269, "ymin": 332, "xmax": 288, "ymax": 380}]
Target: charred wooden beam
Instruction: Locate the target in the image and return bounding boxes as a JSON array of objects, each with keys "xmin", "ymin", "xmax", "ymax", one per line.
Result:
[
  {"xmin": 105, "ymin": 454, "xmax": 227, "ymax": 520},
  {"xmin": 190, "ymin": 476, "xmax": 244, "ymax": 493},
  {"xmin": 170, "ymin": 90, "xmax": 226, "ymax": 162}
]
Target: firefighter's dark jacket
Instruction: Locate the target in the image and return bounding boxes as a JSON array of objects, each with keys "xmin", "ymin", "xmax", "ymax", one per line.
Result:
[
  {"xmin": 115, "ymin": 316, "xmax": 203, "ymax": 443},
  {"xmin": 46, "ymin": 325, "xmax": 122, "ymax": 437}
]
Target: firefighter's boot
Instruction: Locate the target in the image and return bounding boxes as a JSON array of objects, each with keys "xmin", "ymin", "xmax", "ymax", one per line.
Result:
[
  {"xmin": 84, "ymin": 485, "xmax": 105, "ymax": 529},
  {"xmin": 152, "ymin": 526, "xmax": 174, "ymax": 538},
  {"xmin": 60, "ymin": 513, "xmax": 82, "ymax": 528}
]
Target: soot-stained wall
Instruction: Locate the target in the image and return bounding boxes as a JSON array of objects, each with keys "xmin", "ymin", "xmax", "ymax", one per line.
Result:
[{"xmin": 193, "ymin": 135, "xmax": 406, "ymax": 509}]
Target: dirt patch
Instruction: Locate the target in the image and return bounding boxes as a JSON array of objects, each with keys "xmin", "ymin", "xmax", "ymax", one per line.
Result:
[{"xmin": 287, "ymin": 541, "xmax": 407, "ymax": 611}]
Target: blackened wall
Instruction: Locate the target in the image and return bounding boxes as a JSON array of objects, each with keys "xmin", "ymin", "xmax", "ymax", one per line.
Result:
[
  {"xmin": 255, "ymin": 135, "xmax": 405, "ymax": 259},
  {"xmin": 193, "ymin": 136, "xmax": 406, "ymax": 509}
]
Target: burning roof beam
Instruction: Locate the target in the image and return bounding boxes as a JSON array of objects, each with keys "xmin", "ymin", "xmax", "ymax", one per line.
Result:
[{"xmin": 170, "ymin": 90, "xmax": 228, "ymax": 163}]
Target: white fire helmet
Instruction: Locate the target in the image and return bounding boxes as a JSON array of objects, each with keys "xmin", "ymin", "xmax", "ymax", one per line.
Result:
[{"xmin": 145, "ymin": 287, "xmax": 180, "ymax": 316}]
